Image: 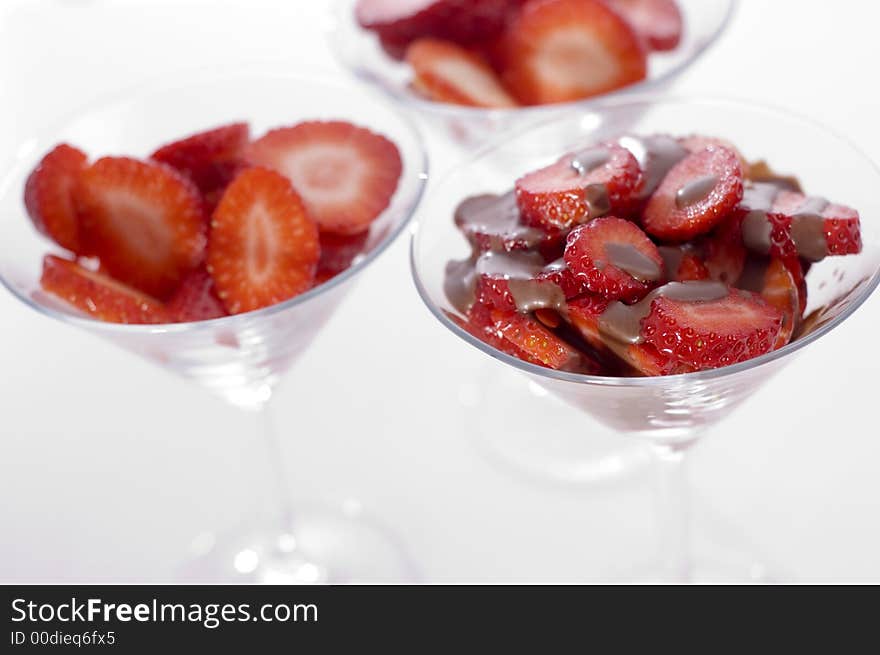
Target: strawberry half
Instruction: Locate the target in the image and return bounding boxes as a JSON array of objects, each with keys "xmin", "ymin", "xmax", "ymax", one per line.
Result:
[
  {"xmin": 166, "ymin": 266, "xmax": 229, "ymax": 322},
  {"xmin": 207, "ymin": 167, "xmax": 320, "ymax": 315},
  {"xmin": 356, "ymin": 0, "xmax": 523, "ymax": 59},
  {"xmin": 151, "ymin": 122, "xmax": 250, "ymax": 197},
  {"xmin": 640, "ymin": 289, "xmax": 783, "ymax": 371},
  {"xmin": 643, "ymin": 145, "xmax": 744, "ymax": 241},
  {"xmin": 702, "ymin": 213, "xmax": 746, "ymax": 284},
  {"xmin": 246, "ymin": 121, "xmax": 402, "ymax": 236},
  {"xmin": 564, "ymin": 217, "xmax": 664, "ymax": 302},
  {"xmin": 406, "ymin": 38, "xmax": 519, "ymax": 108},
  {"xmin": 76, "ymin": 157, "xmax": 207, "ymax": 299},
  {"xmin": 608, "ymin": 0, "xmax": 683, "ymax": 51},
  {"xmin": 515, "ymin": 142, "xmax": 642, "ymax": 232},
  {"xmin": 499, "ymin": 0, "xmax": 647, "ymax": 105},
  {"xmin": 40, "ymin": 254, "xmax": 169, "ymax": 324},
  {"xmin": 485, "ymin": 306, "xmax": 592, "ymax": 371},
  {"xmin": 24, "ymin": 144, "xmax": 88, "ymax": 253}
]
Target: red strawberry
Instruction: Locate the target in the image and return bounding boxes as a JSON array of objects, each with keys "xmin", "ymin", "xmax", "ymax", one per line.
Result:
[
  {"xmin": 356, "ymin": 0, "xmax": 524, "ymax": 59},
  {"xmin": 640, "ymin": 289, "xmax": 783, "ymax": 371},
  {"xmin": 246, "ymin": 121, "xmax": 402, "ymax": 236},
  {"xmin": 406, "ymin": 38, "xmax": 519, "ymax": 108},
  {"xmin": 24, "ymin": 144, "xmax": 88, "ymax": 253},
  {"xmin": 643, "ymin": 145, "xmax": 744, "ymax": 241},
  {"xmin": 536, "ymin": 260, "xmax": 586, "ymax": 299},
  {"xmin": 759, "ymin": 257, "xmax": 805, "ymax": 349},
  {"xmin": 515, "ymin": 142, "xmax": 642, "ymax": 232},
  {"xmin": 499, "ymin": 0, "xmax": 647, "ymax": 105},
  {"xmin": 455, "ymin": 192, "xmax": 561, "ymax": 254},
  {"xmin": 564, "ymin": 217, "xmax": 664, "ymax": 302},
  {"xmin": 207, "ymin": 167, "xmax": 320, "ymax": 314},
  {"xmin": 607, "ymin": 0, "xmax": 683, "ymax": 51},
  {"xmin": 76, "ymin": 157, "xmax": 207, "ymax": 299},
  {"xmin": 675, "ymin": 252, "xmax": 710, "ymax": 282},
  {"xmin": 453, "ymin": 306, "xmax": 542, "ymax": 366},
  {"xmin": 40, "ymin": 254, "xmax": 169, "ymax": 324},
  {"xmin": 739, "ymin": 187, "xmax": 862, "ymax": 262},
  {"xmin": 166, "ymin": 266, "xmax": 228, "ymax": 322},
  {"xmin": 487, "ymin": 306, "xmax": 591, "ymax": 371},
  {"xmin": 316, "ymin": 230, "xmax": 371, "ymax": 282},
  {"xmin": 151, "ymin": 122, "xmax": 250, "ymax": 196},
  {"xmin": 678, "ymin": 134, "xmax": 749, "ymax": 174},
  {"xmin": 566, "ymin": 293, "xmax": 683, "ymax": 375},
  {"xmin": 703, "ymin": 213, "xmax": 746, "ymax": 284}
]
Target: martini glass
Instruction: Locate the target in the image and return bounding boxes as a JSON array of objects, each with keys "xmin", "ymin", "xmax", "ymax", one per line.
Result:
[
  {"xmin": 328, "ymin": 0, "xmax": 738, "ymax": 146},
  {"xmin": 0, "ymin": 69, "xmax": 428, "ymax": 583},
  {"xmin": 411, "ymin": 97, "xmax": 880, "ymax": 581}
]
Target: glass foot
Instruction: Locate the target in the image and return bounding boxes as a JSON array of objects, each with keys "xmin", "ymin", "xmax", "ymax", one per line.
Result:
[
  {"xmin": 178, "ymin": 504, "xmax": 418, "ymax": 583},
  {"xmin": 468, "ymin": 366, "xmax": 650, "ymax": 485}
]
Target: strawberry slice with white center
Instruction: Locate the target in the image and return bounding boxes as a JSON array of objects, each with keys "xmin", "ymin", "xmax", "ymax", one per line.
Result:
[
  {"xmin": 40, "ymin": 254, "xmax": 169, "ymax": 324},
  {"xmin": 640, "ymin": 289, "xmax": 783, "ymax": 371},
  {"xmin": 607, "ymin": 0, "xmax": 683, "ymax": 52},
  {"xmin": 151, "ymin": 122, "xmax": 250, "ymax": 196},
  {"xmin": 207, "ymin": 167, "xmax": 320, "ymax": 315},
  {"xmin": 406, "ymin": 38, "xmax": 519, "ymax": 108},
  {"xmin": 246, "ymin": 121, "xmax": 402, "ymax": 236},
  {"xmin": 76, "ymin": 157, "xmax": 207, "ymax": 299},
  {"xmin": 24, "ymin": 144, "xmax": 88, "ymax": 253},
  {"xmin": 515, "ymin": 142, "xmax": 642, "ymax": 232},
  {"xmin": 499, "ymin": 0, "xmax": 647, "ymax": 105}
]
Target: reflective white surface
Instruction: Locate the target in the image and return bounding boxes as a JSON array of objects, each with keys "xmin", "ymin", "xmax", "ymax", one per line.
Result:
[{"xmin": 1, "ymin": 0, "xmax": 879, "ymax": 582}]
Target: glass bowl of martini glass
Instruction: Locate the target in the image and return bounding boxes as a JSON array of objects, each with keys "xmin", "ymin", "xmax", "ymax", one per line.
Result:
[
  {"xmin": 0, "ymin": 69, "xmax": 428, "ymax": 583},
  {"xmin": 411, "ymin": 96, "xmax": 880, "ymax": 581},
  {"xmin": 328, "ymin": 0, "xmax": 737, "ymax": 146}
]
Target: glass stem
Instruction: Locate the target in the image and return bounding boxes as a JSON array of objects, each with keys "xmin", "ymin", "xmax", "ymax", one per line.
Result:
[
  {"xmin": 257, "ymin": 403, "xmax": 294, "ymax": 530},
  {"xmin": 651, "ymin": 443, "xmax": 692, "ymax": 583}
]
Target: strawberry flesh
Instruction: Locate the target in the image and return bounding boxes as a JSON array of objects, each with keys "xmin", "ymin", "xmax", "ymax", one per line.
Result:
[
  {"xmin": 643, "ymin": 145, "xmax": 744, "ymax": 241},
  {"xmin": 564, "ymin": 217, "xmax": 664, "ymax": 302},
  {"xmin": 406, "ymin": 37, "xmax": 518, "ymax": 108},
  {"xmin": 246, "ymin": 121, "xmax": 402, "ymax": 236},
  {"xmin": 608, "ymin": 0, "xmax": 683, "ymax": 51},
  {"xmin": 76, "ymin": 157, "xmax": 207, "ymax": 299},
  {"xmin": 207, "ymin": 167, "xmax": 320, "ymax": 314},
  {"xmin": 166, "ymin": 266, "xmax": 229, "ymax": 322},
  {"xmin": 24, "ymin": 144, "xmax": 88, "ymax": 253},
  {"xmin": 40, "ymin": 254, "xmax": 169, "ymax": 324},
  {"xmin": 499, "ymin": 0, "xmax": 647, "ymax": 105},
  {"xmin": 515, "ymin": 142, "xmax": 642, "ymax": 232}
]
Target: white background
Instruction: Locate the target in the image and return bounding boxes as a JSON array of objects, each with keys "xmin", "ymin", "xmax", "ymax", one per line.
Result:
[{"xmin": 0, "ymin": 0, "xmax": 878, "ymax": 582}]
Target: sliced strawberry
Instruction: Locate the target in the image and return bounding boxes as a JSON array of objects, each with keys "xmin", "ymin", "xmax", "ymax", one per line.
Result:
[
  {"xmin": 151, "ymin": 122, "xmax": 250, "ymax": 196},
  {"xmin": 702, "ymin": 213, "xmax": 746, "ymax": 284},
  {"xmin": 207, "ymin": 167, "xmax": 320, "ymax": 314},
  {"xmin": 24, "ymin": 144, "xmax": 88, "ymax": 253},
  {"xmin": 643, "ymin": 146, "xmax": 744, "ymax": 241},
  {"xmin": 674, "ymin": 252, "xmax": 710, "ymax": 282},
  {"xmin": 678, "ymin": 134, "xmax": 749, "ymax": 175},
  {"xmin": 641, "ymin": 289, "xmax": 783, "ymax": 371},
  {"xmin": 499, "ymin": 0, "xmax": 647, "ymax": 105},
  {"xmin": 608, "ymin": 0, "xmax": 683, "ymax": 51},
  {"xmin": 759, "ymin": 257, "xmax": 805, "ymax": 349},
  {"xmin": 564, "ymin": 217, "xmax": 664, "ymax": 302},
  {"xmin": 406, "ymin": 38, "xmax": 519, "ymax": 108},
  {"xmin": 246, "ymin": 121, "xmax": 402, "ymax": 236},
  {"xmin": 40, "ymin": 254, "xmax": 169, "ymax": 324},
  {"xmin": 76, "ymin": 157, "xmax": 207, "ymax": 299},
  {"xmin": 739, "ymin": 186, "xmax": 862, "ymax": 262},
  {"xmin": 536, "ymin": 260, "xmax": 587, "ymax": 299},
  {"xmin": 566, "ymin": 293, "xmax": 683, "ymax": 375},
  {"xmin": 316, "ymin": 230, "xmax": 370, "ymax": 282},
  {"xmin": 455, "ymin": 191, "xmax": 562, "ymax": 253},
  {"xmin": 488, "ymin": 306, "xmax": 591, "ymax": 371},
  {"xmin": 515, "ymin": 142, "xmax": 642, "ymax": 232},
  {"xmin": 357, "ymin": 0, "xmax": 524, "ymax": 59},
  {"xmin": 166, "ymin": 266, "xmax": 228, "ymax": 322}
]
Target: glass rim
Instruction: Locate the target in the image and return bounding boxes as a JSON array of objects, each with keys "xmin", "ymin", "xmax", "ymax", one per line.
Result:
[
  {"xmin": 326, "ymin": 0, "xmax": 739, "ymax": 119},
  {"xmin": 409, "ymin": 94, "xmax": 880, "ymax": 388},
  {"xmin": 0, "ymin": 64, "xmax": 430, "ymax": 336}
]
